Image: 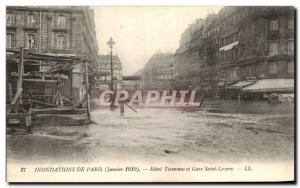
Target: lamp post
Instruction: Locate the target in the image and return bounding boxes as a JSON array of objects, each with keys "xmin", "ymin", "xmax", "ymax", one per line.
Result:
[
  {"xmin": 107, "ymin": 37, "xmax": 115, "ymax": 91},
  {"xmin": 170, "ymin": 61, "xmax": 174, "ymax": 89}
]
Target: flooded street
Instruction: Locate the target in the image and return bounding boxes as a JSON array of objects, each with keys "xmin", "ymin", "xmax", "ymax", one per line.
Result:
[{"xmin": 7, "ymin": 100, "xmax": 294, "ymax": 164}]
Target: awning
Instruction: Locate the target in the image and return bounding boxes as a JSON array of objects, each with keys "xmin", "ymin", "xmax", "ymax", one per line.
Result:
[
  {"xmin": 219, "ymin": 41, "xmax": 239, "ymax": 51},
  {"xmin": 242, "ymin": 79, "xmax": 294, "ymax": 93},
  {"xmin": 226, "ymin": 80, "xmax": 255, "ymax": 89},
  {"xmin": 217, "ymin": 82, "xmax": 225, "ymax": 87}
]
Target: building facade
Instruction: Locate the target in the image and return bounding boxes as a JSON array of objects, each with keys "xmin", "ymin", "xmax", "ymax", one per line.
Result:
[
  {"xmin": 6, "ymin": 6, "xmax": 99, "ymax": 103},
  {"xmin": 175, "ymin": 19, "xmax": 205, "ymax": 89},
  {"xmin": 97, "ymin": 55, "xmax": 123, "ymax": 81},
  {"xmin": 175, "ymin": 6, "xmax": 294, "ymax": 99},
  {"xmin": 141, "ymin": 53, "xmax": 176, "ymax": 90}
]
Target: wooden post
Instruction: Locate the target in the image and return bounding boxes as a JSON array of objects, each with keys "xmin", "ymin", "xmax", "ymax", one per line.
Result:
[
  {"xmin": 11, "ymin": 47, "xmax": 24, "ymax": 106},
  {"xmin": 120, "ymin": 101, "xmax": 124, "ymax": 114},
  {"xmin": 8, "ymin": 82, "xmax": 13, "ymax": 102},
  {"xmin": 70, "ymin": 63, "xmax": 73, "ymax": 100},
  {"xmin": 18, "ymin": 47, "xmax": 24, "ymax": 104},
  {"xmin": 84, "ymin": 60, "xmax": 91, "ymax": 119},
  {"xmin": 25, "ymin": 106, "xmax": 32, "ymax": 134}
]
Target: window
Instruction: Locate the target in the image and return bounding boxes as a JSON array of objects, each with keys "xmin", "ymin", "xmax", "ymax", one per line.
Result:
[
  {"xmin": 288, "ymin": 62, "xmax": 294, "ymax": 74},
  {"xmin": 26, "ymin": 34, "xmax": 36, "ymax": 49},
  {"xmin": 270, "ymin": 20, "xmax": 279, "ymax": 31},
  {"xmin": 269, "ymin": 42, "xmax": 279, "ymax": 55},
  {"xmin": 6, "ymin": 14, "xmax": 15, "ymax": 26},
  {"xmin": 287, "ymin": 40, "xmax": 294, "ymax": 55},
  {"xmin": 27, "ymin": 13, "xmax": 37, "ymax": 27},
  {"xmin": 6, "ymin": 33, "xmax": 15, "ymax": 48},
  {"xmin": 269, "ymin": 62, "xmax": 278, "ymax": 74},
  {"xmin": 288, "ymin": 19, "xmax": 294, "ymax": 29},
  {"xmin": 56, "ymin": 34, "xmax": 66, "ymax": 49},
  {"xmin": 57, "ymin": 16, "xmax": 66, "ymax": 28}
]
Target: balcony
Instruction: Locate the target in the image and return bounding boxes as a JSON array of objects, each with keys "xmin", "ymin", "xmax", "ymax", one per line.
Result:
[
  {"xmin": 266, "ymin": 54, "xmax": 294, "ymax": 62},
  {"xmin": 53, "ymin": 25, "xmax": 68, "ymax": 32},
  {"xmin": 24, "ymin": 23, "xmax": 38, "ymax": 31},
  {"xmin": 6, "ymin": 22, "xmax": 16, "ymax": 29}
]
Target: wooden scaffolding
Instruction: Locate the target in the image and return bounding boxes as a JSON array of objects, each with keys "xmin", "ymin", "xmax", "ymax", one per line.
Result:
[{"xmin": 6, "ymin": 47, "xmax": 94, "ymax": 119}]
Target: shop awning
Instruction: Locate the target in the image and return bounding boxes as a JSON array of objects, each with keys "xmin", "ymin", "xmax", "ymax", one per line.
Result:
[
  {"xmin": 227, "ymin": 80, "xmax": 255, "ymax": 89},
  {"xmin": 219, "ymin": 41, "xmax": 239, "ymax": 51},
  {"xmin": 217, "ymin": 82, "xmax": 225, "ymax": 87},
  {"xmin": 242, "ymin": 79, "xmax": 294, "ymax": 93}
]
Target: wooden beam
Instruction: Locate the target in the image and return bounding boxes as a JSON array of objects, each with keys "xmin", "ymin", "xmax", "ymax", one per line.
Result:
[
  {"xmin": 84, "ymin": 60, "xmax": 91, "ymax": 119},
  {"xmin": 11, "ymin": 88, "xmax": 23, "ymax": 105},
  {"xmin": 70, "ymin": 64, "xmax": 73, "ymax": 99},
  {"xmin": 8, "ymin": 82, "xmax": 13, "ymax": 102},
  {"xmin": 24, "ymin": 55, "xmax": 75, "ymax": 63},
  {"xmin": 11, "ymin": 72, "xmax": 69, "ymax": 79},
  {"xmin": 23, "ymin": 79, "xmax": 58, "ymax": 83},
  {"xmin": 11, "ymin": 72, "xmax": 32, "ymax": 77},
  {"xmin": 13, "ymin": 47, "xmax": 24, "ymax": 105},
  {"xmin": 6, "ymin": 53, "xmax": 20, "ymax": 60},
  {"xmin": 29, "ymin": 99, "xmax": 60, "ymax": 107}
]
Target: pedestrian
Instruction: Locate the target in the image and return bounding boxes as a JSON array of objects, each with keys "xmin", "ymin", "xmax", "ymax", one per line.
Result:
[{"xmin": 120, "ymin": 92, "xmax": 125, "ymax": 115}]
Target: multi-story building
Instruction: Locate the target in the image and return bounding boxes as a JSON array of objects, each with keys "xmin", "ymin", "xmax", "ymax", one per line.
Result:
[
  {"xmin": 175, "ymin": 6, "xmax": 294, "ymax": 100},
  {"xmin": 175, "ymin": 15, "xmax": 218, "ymax": 92},
  {"xmin": 199, "ymin": 14, "xmax": 220, "ymax": 96},
  {"xmin": 217, "ymin": 6, "xmax": 294, "ymax": 99},
  {"xmin": 97, "ymin": 55, "xmax": 123, "ymax": 83},
  {"xmin": 6, "ymin": 6, "xmax": 99, "ymax": 103},
  {"xmin": 175, "ymin": 19, "xmax": 202, "ymax": 89},
  {"xmin": 141, "ymin": 53, "xmax": 176, "ymax": 90}
]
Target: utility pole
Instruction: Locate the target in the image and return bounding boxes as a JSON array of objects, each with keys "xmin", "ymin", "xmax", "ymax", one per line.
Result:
[
  {"xmin": 107, "ymin": 37, "xmax": 116, "ymax": 108},
  {"xmin": 107, "ymin": 37, "xmax": 115, "ymax": 91},
  {"xmin": 170, "ymin": 61, "xmax": 174, "ymax": 90}
]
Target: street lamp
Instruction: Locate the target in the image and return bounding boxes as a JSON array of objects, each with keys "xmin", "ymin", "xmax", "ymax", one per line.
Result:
[
  {"xmin": 107, "ymin": 37, "xmax": 115, "ymax": 91},
  {"xmin": 170, "ymin": 61, "xmax": 174, "ymax": 89},
  {"xmin": 170, "ymin": 62, "xmax": 174, "ymax": 79}
]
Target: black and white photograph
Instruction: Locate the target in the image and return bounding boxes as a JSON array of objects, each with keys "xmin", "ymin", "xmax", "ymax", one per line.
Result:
[{"xmin": 5, "ymin": 4, "xmax": 295, "ymax": 182}]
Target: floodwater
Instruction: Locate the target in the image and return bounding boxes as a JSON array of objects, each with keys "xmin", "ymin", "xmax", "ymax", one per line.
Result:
[{"xmin": 7, "ymin": 100, "xmax": 294, "ymax": 164}]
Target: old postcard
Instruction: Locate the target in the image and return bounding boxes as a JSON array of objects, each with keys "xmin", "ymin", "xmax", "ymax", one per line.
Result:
[{"xmin": 6, "ymin": 6, "xmax": 295, "ymax": 182}]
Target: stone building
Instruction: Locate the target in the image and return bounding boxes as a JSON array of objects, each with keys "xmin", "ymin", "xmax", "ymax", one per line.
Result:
[
  {"xmin": 97, "ymin": 55, "xmax": 123, "ymax": 85},
  {"xmin": 141, "ymin": 53, "xmax": 176, "ymax": 90},
  {"xmin": 175, "ymin": 19, "xmax": 205, "ymax": 89},
  {"xmin": 6, "ymin": 6, "xmax": 99, "ymax": 103},
  {"xmin": 217, "ymin": 6, "xmax": 294, "ymax": 99},
  {"xmin": 175, "ymin": 15, "xmax": 219, "ymax": 93},
  {"xmin": 196, "ymin": 14, "xmax": 219, "ymax": 96},
  {"xmin": 175, "ymin": 6, "xmax": 294, "ymax": 100}
]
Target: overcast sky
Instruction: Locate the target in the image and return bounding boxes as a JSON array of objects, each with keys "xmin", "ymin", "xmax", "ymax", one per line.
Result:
[{"xmin": 93, "ymin": 6, "xmax": 221, "ymax": 75}]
